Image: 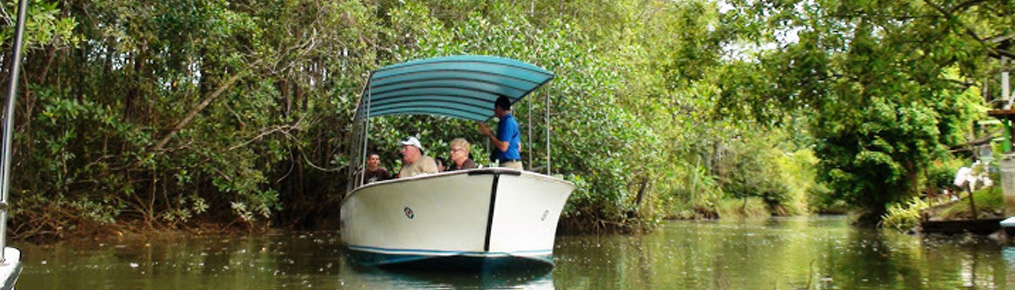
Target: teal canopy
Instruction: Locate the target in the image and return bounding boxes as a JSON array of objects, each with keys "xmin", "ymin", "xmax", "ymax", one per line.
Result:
[{"xmin": 357, "ymin": 55, "xmax": 555, "ymax": 121}]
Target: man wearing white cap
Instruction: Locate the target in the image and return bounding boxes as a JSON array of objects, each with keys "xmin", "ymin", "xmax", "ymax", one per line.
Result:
[{"xmin": 397, "ymin": 136, "xmax": 439, "ymax": 178}]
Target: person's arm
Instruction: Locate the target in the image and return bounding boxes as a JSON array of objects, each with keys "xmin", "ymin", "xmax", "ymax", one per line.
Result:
[{"xmin": 478, "ymin": 123, "xmax": 509, "ymax": 152}]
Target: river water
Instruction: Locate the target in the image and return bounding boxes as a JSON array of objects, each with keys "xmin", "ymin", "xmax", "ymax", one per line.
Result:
[{"xmin": 14, "ymin": 216, "xmax": 1015, "ymax": 289}]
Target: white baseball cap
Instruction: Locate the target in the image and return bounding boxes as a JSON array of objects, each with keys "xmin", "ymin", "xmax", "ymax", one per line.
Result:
[{"xmin": 400, "ymin": 136, "xmax": 425, "ymax": 152}]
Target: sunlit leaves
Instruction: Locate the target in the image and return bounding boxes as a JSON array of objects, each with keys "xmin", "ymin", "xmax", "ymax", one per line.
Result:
[
  {"xmin": 717, "ymin": 0, "xmax": 1002, "ymax": 224},
  {"xmin": 0, "ymin": 0, "xmax": 78, "ymax": 49}
]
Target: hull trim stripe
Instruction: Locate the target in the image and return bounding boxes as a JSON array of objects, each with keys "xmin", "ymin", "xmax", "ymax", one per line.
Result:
[
  {"xmin": 484, "ymin": 173, "xmax": 500, "ymax": 252},
  {"xmin": 346, "ymin": 245, "xmax": 552, "ymax": 256}
]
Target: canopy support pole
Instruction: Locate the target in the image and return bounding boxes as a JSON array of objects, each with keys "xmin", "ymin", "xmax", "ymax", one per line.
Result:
[
  {"xmin": 1, "ymin": 0, "xmax": 30, "ymax": 263},
  {"xmin": 1003, "ymin": 56, "xmax": 1010, "ymax": 109},
  {"xmin": 545, "ymin": 83, "xmax": 552, "ymax": 175},
  {"xmin": 359, "ymin": 85, "xmax": 372, "ymax": 187},
  {"xmin": 527, "ymin": 96, "xmax": 532, "ymax": 169}
]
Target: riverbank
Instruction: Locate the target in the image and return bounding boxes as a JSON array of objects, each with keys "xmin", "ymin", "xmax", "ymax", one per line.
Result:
[
  {"xmin": 12, "ymin": 218, "xmax": 273, "ymax": 245},
  {"xmin": 882, "ymin": 186, "xmax": 1009, "ymax": 233},
  {"xmin": 13, "ymin": 193, "xmax": 842, "ymax": 244}
]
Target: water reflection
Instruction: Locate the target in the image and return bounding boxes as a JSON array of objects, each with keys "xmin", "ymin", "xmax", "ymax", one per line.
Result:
[
  {"xmin": 13, "ymin": 216, "xmax": 1015, "ymax": 289},
  {"xmin": 344, "ymin": 265, "xmax": 553, "ymax": 289},
  {"xmin": 1005, "ymin": 247, "xmax": 1015, "ymax": 266},
  {"xmin": 552, "ymin": 216, "xmax": 1013, "ymax": 289}
]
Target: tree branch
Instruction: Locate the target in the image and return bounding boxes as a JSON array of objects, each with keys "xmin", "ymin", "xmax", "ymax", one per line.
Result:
[
  {"xmin": 949, "ymin": 0, "xmax": 990, "ymax": 15},
  {"xmin": 227, "ymin": 120, "xmax": 302, "ymax": 152},
  {"xmin": 151, "ymin": 72, "xmax": 245, "ymax": 152},
  {"xmin": 922, "ymin": 0, "xmax": 984, "ymax": 43}
]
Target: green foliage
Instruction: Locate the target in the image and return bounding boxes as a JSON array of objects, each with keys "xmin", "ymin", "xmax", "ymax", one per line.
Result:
[
  {"xmin": 716, "ymin": 197, "xmax": 770, "ymax": 220},
  {"xmin": 926, "ymin": 157, "xmax": 966, "ymax": 191},
  {"xmin": 0, "ymin": 0, "xmax": 78, "ymax": 49},
  {"xmin": 716, "ymin": 0, "xmax": 1000, "ymax": 225},
  {"xmin": 814, "ymin": 98, "xmax": 948, "ymax": 224},
  {"xmin": 14, "ymin": 0, "xmax": 1001, "ymax": 238},
  {"xmin": 775, "ymin": 148, "xmax": 821, "ymax": 215},
  {"xmin": 880, "ymin": 197, "xmax": 929, "ymax": 232},
  {"xmin": 937, "ymin": 186, "xmax": 1006, "ymax": 220},
  {"xmin": 718, "ymin": 129, "xmax": 792, "ymax": 208},
  {"xmin": 5, "ymin": 0, "xmax": 387, "ymax": 239}
]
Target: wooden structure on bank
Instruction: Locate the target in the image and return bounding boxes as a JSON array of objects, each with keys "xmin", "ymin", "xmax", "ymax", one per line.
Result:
[
  {"xmin": 922, "ymin": 218, "xmax": 1006, "ymax": 235},
  {"xmin": 923, "ymin": 36, "xmax": 1014, "ymax": 236},
  {"xmin": 985, "ymin": 35, "xmax": 1015, "ymax": 219}
]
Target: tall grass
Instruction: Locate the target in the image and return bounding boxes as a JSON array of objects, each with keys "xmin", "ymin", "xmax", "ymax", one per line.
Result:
[{"xmin": 880, "ymin": 197, "xmax": 929, "ymax": 231}]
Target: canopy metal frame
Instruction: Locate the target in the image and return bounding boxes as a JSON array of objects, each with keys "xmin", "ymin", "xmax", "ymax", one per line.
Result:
[{"xmin": 346, "ymin": 56, "xmax": 557, "ymax": 194}]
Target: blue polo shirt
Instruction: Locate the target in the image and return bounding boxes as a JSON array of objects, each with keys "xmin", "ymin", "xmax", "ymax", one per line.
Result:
[{"xmin": 496, "ymin": 113, "xmax": 521, "ymax": 161}]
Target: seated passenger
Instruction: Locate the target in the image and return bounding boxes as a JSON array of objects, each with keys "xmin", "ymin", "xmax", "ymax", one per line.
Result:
[
  {"xmin": 397, "ymin": 136, "xmax": 439, "ymax": 178},
  {"xmin": 356, "ymin": 153, "xmax": 390, "ymax": 185},
  {"xmin": 434, "ymin": 156, "xmax": 447, "ymax": 172},
  {"xmin": 447, "ymin": 138, "xmax": 478, "ymax": 171}
]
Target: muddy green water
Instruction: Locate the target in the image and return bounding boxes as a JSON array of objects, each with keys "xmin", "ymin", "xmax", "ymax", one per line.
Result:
[{"xmin": 14, "ymin": 216, "xmax": 1015, "ymax": 289}]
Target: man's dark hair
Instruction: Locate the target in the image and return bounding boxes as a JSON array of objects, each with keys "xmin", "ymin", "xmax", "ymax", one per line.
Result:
[{"xmin": 495, "ymin": 96, "xmax": 511, "ymax": 111}]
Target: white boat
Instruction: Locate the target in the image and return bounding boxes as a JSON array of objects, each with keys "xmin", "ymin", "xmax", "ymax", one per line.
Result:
[
  {"xmin": 0, "ymin": 248, "xmax": 20, "ymax": 290},
  {"xmin": 341, "ymin": 55, "xmax": 574, "ymax": 270},
  {"xmin": 341, "ymin": 169, "xmax": 573, "ymax": 269}
]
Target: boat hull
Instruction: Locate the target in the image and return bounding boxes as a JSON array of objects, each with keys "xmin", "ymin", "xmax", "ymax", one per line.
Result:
[
  {"xmin": 343, "ymin": 247, "xmax": 553, "ymax": 271},
  {"xmin": 0, "ymin": 247, "xmax": 21, "ymax": 290},
  {"xmin": 340, "ymin": 168, "xmax": 574, "ymax": 270}
]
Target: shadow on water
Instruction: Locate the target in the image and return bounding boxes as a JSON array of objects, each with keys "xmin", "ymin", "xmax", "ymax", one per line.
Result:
[
  {"xmin": 338, "ymin": 246, "xmax": 555, "ymax": 289},
  {"xmin": 345, "ymin": 263, "xmax": 554, "ymax": 289}
]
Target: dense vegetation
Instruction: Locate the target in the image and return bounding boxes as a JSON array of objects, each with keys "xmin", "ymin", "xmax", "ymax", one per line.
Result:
[{"xmin": 0, "ymin": 0, "xmax": 1009, "ymax": 240}]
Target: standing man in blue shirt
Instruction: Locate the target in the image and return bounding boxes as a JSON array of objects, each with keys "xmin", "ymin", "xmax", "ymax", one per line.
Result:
[{"xmin": 478, "ymin": 96, "xmax": 523, "ymax": 170}]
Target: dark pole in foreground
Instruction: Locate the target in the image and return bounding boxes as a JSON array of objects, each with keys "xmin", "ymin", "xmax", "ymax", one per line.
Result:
[{"xmin": 1, "ymin": 0, "xmax": 30, "ymax": 263}]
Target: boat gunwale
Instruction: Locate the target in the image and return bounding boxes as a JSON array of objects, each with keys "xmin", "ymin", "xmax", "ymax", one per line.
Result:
[{"xmin": 341, "ymin": 168, "xmax": 574, "ymax": 207}]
